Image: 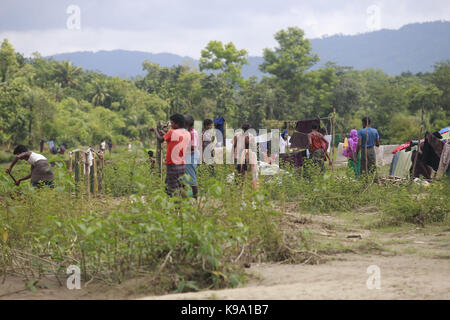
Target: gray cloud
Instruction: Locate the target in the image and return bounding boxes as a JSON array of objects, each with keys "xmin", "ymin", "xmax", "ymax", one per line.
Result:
[{"xmin": 1, "ymin": 0, "xmax": 449, "ymax": 57}]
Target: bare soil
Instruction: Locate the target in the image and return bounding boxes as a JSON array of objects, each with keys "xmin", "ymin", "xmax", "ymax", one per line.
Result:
[{"xmin": 1, "ymin": 205, "xmax": 449, "ymax": 300}]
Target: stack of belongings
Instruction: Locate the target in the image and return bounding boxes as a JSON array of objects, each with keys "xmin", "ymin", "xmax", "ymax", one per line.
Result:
[
  {"xmin": 404, "ymin": 129, "xmax": 450, "ymax": 180},
  {"xmin": 421, "ymin": 129, "xmax": 450, "ymax": 179},
  {"xmin": 280, "ymin": 119, "xmax": 320, "ymax": 173},
  {"xmin": 389, "ymin": 141, "xmax": 419, "ymax": 179},
  {"xmin": 440, "ymin": 127, "xmax": 450, "ymax": 141}
]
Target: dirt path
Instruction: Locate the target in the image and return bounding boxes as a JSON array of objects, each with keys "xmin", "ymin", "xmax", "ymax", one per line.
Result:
[
  {"xmin": 2, "ymin": 208, "xmax": 449, "ymax": 300},
  {"xmin": 141, "ymin": 254, "xmax": 449, "ymax": 300}
]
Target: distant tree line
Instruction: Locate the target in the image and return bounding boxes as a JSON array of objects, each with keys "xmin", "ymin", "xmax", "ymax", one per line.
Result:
[{"xmin": 0, "ymin": 27, "xmax": 449, "ymax": 149}]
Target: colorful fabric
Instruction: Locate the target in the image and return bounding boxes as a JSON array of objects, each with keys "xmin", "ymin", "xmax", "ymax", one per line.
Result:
[
  {"xmin": 164, "ymin": 129, "xmax": 190, "ymax": 165},
  {"xmin": 343, "ymin": 130, "xmax": 358, "ymax": 159},
  {"xmin": 309, "ymin": 131, "xmax": 324, "ymax": 152},
  {"xmin": 393, "ymin": 142, "xmax": 411, "ymax": 154},
  {"xmin": 348, "ymin": 152, "xmax": 361, "ymax": 178}
]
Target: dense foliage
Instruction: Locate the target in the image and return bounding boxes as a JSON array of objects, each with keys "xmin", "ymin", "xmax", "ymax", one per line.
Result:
[{"xmin": 0, "ymin": 26, "xmax": 449, "ymax": 150}]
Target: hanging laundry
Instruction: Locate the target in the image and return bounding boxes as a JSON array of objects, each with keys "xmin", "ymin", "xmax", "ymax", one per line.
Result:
[
  {"xmin": 389, "ymin": 152, "xmax": 400, "ymax": 176},
  {"xmin": 289, "ymin": 132, "xmax": 309, "ymax": 149},
  {"xmin": 392, "ymin": 142, "xmax": 411, "ymax": 154},
  {"xmin": 324, "ymin": 135, "xmax": 332, "ymax": 153},
  {"xmin": 422, "ymin": 132, "xmax": 444, "ymax": 171},
  {"xmin": 437, "ymin": 143, "xmax": 450, "ymax": 178},
  {"xmin": 280, "ymin": 151, "xmax": 304, "ymax": 169},
  {"xmin": 393, "ymin": 149, "xmax": 413, "ymax": 178},
  {"xmin": 295, "ymin": 119, "xmax": 320, "ymax": 134}
]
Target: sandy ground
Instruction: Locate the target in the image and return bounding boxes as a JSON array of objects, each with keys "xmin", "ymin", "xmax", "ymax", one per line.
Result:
[
  {"xmin": 1, "ymin": 208, "xmax": 449, "ymax": 300},
  {"xmin": 142, "ymin": 254, "xmax": 450, "ymax": 300}
]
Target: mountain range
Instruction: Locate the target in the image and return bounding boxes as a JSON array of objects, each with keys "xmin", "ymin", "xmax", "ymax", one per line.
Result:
[{"xmin": 49, "ymin": 21, "xmax": 450, "ymax": 78}]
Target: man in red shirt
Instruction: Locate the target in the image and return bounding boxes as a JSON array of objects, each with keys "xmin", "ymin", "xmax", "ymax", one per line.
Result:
[{"xmin": 151, "ymin": 114, "xmax": 190, "ymax": 196}]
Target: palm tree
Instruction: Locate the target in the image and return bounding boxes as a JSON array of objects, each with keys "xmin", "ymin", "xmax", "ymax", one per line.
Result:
[
  {"xmin": 53, "ymin": 61, "xmax": 82, "ymax": 88},
  {"xmin": 91, "ymin": 82, "xmax": 110, "ymax": 106}
]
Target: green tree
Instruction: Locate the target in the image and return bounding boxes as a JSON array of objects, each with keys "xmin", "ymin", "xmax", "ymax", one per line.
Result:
[
  {"xmin": 52, "ymin": 60, "xmax": 82, "ymax": 88},
  {"xmin": 199, "ymin": 41, "xmax": 248, "ymax": 88},
  {"xmin": 260, "ymin": 27, "xmax": 319, "ymax": 102},
  {"xmin": 0, "ymin": 39, "xmax": 19, "ymax": 82}
]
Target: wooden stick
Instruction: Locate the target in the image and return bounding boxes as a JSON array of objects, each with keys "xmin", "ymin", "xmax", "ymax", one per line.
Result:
[
  {"xmin": 332, "ymin": 109, "xmax": 336, "ymax": 172},
  {"xmin": 365, "ymin": 108, "xmax": 369, "ymax": 175},
  {"xmin": 85, "ymin": 152, "xmax": 90, "ymax": 197},
  {"xmin": 412, "ymin": 104, "xmax": 424, "ymax": 179},
  {"xmin": 69, "ymin": 152, "xmax": 73, "ymax": 176},
  {"xmin": 101, "ymin": 156, "xmax": 105, "ymax": 194},
  {"xmin": 93, "ymin": 152, "xmax": 98, "ymax": 198}
]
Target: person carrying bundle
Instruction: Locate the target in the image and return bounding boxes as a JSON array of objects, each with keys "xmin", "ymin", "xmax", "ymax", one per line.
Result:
[{"xmin": 5, "ymin": 145, "xmax": 55, "ymax": 188}]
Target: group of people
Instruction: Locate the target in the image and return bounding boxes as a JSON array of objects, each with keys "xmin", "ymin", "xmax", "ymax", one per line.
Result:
[
  {"xmin": 5, "ymin": 116, "xmax": 380, "ymax": 193},
  {"xmin": 342, "ymin": 117, "xmax": 380, "ymax": 177}
]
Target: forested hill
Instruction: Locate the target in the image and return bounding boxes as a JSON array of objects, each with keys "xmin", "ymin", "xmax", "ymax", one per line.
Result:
[{"xmin": 49, "ymin": 21, "xmax": 450, "ymax": 77}]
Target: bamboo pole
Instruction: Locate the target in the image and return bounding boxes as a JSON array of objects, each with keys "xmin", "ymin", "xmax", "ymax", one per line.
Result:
[
  {"xmin": 93, "ymin": 152, "xmax": 98, "ymax": 198},
  {"xmin": 331, "ymin": 109, "xmax": 336, "ymax": 171},
  {"xmin": 156, "ymin": 122, "xmax": 163, "ymax": 183},
  {"xmin": 85, "ymin": 152, "xmax": 90, "ymax": 197},
  {"xmin": 69, "ymin": 152, "xmax": 73, "ymax": 177},
  {"xmin": 101, "ymin": 156, "xmax": 105, "ymax": 194},
  {"xmin": 74, "ymin": 152, "xmax": 80, "ymax": 196},
  {"xmin": 365, "ymin": 107, "xmax": 369, "ymax": 175},
  {"xmin": 411, "ymin": 104, "xmax": 425, "ymax": 179}
]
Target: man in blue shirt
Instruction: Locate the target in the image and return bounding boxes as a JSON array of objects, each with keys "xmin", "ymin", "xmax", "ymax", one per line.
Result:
[{"xmin": 355, "ymin": 117, "xmax": 380, "ymax": 176}]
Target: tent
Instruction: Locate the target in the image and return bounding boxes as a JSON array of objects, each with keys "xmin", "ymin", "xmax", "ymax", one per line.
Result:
[{"xmin": 440, "ymin": 126, "xmax": 450, "ymax": 140}]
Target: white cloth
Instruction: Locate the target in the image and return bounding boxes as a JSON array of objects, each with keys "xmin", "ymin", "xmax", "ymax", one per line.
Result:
[
  {"xmin": 100, "ymin": 141, "xmax": 106, "ymax": 150},
  {"xmin": 324, "ymin": 135, "xmax": 332, "ymax": 153},
  {"xmin": 27, "ymin": 152, "xmax": 47, "ymax": 165},
  {"xmin": 280, "ymin": 135, "xmax": 291, "ymax": 154}
]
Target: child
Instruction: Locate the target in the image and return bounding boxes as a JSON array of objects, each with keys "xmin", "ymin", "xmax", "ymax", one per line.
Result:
[
  {"xmin": 233, "ymin": 124, "xmax": 258, "ymax": 189},
  {"xmin": 150, "ymin": 114, "xmax": 190, "ymax": 196},
  {"xmin": 5, "ymin": 145, "xmax": 55, "ymax": 188},
  {"xmin": 184, "ymin": 115, "xmax": 200, "ymax": 199},
  {"xmin": 147, "ymin": 150, "xmax": 156, "ymax": 169}
]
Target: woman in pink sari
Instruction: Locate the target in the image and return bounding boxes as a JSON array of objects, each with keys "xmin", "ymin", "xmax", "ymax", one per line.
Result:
[{"xmin": 343, "ymin": 129, "xmax": 361, "ymax": 177}]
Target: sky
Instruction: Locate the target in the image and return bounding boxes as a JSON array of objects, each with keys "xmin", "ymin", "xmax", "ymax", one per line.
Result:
[{"xmin": 1, "ymin": 0, "xmax": 449, "ymax": 58}]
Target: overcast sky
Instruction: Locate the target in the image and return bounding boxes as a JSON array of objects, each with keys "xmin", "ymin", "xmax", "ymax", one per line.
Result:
[{"xmin": 1, "ymin": 0, "xmax": 449, "ymax": 57}]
